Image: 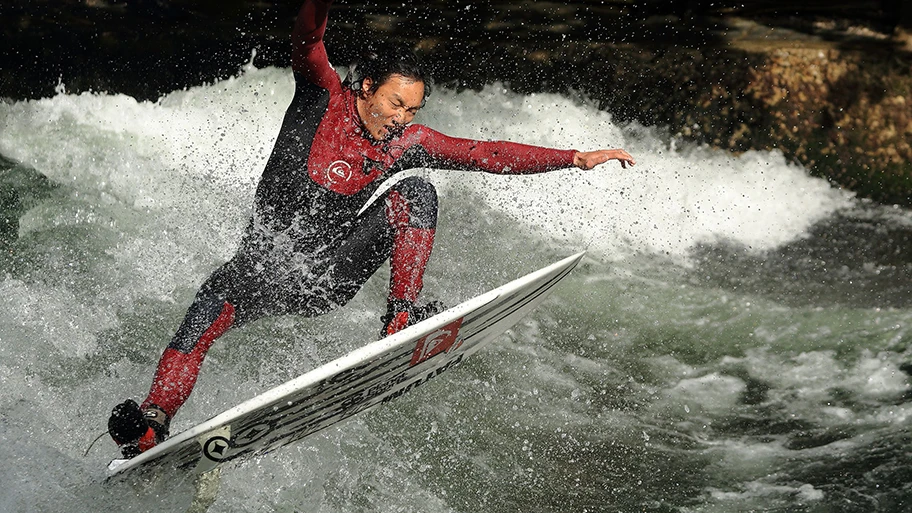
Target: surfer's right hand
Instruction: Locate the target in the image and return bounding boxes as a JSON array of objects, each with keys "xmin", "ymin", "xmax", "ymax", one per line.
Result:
[{"xmin": 572, "ymin": 149, "xmax": 636, "ymax": 170}]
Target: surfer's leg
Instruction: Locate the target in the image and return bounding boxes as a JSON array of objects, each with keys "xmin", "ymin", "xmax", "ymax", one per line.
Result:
[
  {"xmin": 109, "ymin": 290, "xmax": 236, "ymax": 457},
  {"xmin": 385, "ymin": 177, "xmax": 438, "ymax": 304},
  {"xmin": 138, "ymin": 251, "xmax": 269, "ymax": 422},
  {"xmin": 380, "ymin": 177, "xmax": 444, "ymax": 334},
  {"xmin": 141, "ymin": 291, "xmax": 236, "ymax": 420},
  {"xmin": 109, "ymin": 258, "xmax": 254, "ymax": 456},
  {"xmin": 307, "ymin": 176, "xmax": 442, "ymax": 334}
]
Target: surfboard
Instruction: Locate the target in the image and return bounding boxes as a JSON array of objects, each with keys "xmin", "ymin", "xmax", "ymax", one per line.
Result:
[{"xmin": 107, "ymin": 251, "xmax": 585, "ymax": 480}]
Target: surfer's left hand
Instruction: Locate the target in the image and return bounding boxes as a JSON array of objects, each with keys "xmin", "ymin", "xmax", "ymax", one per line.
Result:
[{"xmin": 573, "ymin": 149, "xmax": 636, "ymax": 170}]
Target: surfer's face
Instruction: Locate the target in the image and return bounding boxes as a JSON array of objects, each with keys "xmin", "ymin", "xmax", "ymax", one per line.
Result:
[{"xmin": 357, "ymin": 74, "xmax": 425, "ymax": 141}]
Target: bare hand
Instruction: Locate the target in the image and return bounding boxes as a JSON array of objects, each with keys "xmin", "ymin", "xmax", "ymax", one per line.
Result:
[{"xmin": 572, "ymin": 149, "xmax": 636, "ymax": 170}]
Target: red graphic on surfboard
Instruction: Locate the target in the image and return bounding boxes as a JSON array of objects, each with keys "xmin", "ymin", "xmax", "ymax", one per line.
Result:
[{"xmin": 410, "ymin": 318, "xmax": 464, "ymax": 365}]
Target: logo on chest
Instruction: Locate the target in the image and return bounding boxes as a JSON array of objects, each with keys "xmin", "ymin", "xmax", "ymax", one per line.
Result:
[
  {"xmin": 325, "ymin": 160, "xmax": 353, "ymax": 183},
  {"xmin": 320, "ymin": 158, "xmax": 386, "ymax": 186},
  {"xmin": 311, "ymin": 151, "xmax": 395, "ymax": 196}
]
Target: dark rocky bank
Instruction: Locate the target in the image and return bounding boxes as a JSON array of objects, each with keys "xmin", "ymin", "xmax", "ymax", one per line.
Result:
[{"xmin": 2, "ymin": 1, "xmax": 911, "ymax": 205}]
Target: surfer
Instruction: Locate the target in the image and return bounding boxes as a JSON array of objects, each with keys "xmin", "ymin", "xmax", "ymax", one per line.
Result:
[{"xmin": 107, "ymin": 0, "xmax": 636, "ymax": 459}]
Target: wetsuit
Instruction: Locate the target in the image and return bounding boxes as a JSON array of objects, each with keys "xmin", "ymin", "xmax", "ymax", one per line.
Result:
[{"xmin": 139, "ymin": 0, "xmax": 578, "ymax": 423}]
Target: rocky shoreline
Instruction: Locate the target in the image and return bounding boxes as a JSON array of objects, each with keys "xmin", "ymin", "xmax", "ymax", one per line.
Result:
[{"xmin": 3, "ymin": 1, "xmax": 911, "ymax": 205}]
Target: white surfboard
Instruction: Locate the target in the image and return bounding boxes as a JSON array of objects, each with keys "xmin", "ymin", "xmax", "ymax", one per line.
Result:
[{"xmin": 107, "ymin": 251, "xmax": 585, "ymax": 480}]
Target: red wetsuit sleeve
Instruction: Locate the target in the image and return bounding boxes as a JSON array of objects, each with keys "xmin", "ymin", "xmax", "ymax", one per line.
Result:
[
  {"xmin": 291, "ymin": 0, "xmax": 339, "ymax": 91},
  {"xmin": 413, "ymin": 126, "xmax": 577, "ymax": 174}
]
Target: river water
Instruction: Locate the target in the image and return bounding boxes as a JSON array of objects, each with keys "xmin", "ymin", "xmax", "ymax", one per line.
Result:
[{"xmin": 0, "ymin": 65, "xmax": 909, "ymax": 512}]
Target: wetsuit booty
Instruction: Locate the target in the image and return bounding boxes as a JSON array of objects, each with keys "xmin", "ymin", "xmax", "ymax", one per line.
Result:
[
  {"xmin": 380, "ymin": 299, "xmax": 445, "ymax": 337},
  {"xmin": 108, "ymin": 400, "xmax": 171, "ymax": 458}
]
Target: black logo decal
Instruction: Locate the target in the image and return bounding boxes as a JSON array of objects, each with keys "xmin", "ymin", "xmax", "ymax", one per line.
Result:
[{"xmin": 203, "ymin": 436, "xmax": 231, "ymax": 462}]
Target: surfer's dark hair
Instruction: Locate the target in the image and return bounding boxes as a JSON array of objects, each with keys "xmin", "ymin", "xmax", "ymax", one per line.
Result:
[{"xmin": 344, "ymin": 44, "xmax": 430, "ymax": 101}]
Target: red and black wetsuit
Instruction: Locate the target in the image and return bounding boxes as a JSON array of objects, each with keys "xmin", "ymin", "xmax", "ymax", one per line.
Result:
[{"xmin": 139, "ymin": 0, "xmax": 577, "ymax": 424}]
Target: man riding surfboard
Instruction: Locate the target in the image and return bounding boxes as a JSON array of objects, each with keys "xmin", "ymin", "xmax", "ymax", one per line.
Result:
[{"xmin": 107, "ymin": 0, "xmax": 636, "ymax": 459}]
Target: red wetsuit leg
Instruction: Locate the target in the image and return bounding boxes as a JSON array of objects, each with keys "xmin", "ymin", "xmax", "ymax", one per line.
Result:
[
  {"xmin": 141, "ymin": 302, "xmax": 236, "ymax": 419},
  {"xmin": 389, "ymin": 226, "xmax": 435, "ymax": 303},
  {"xmin": 385, "ymin": 188, "xmax": 435, "ymax": 304}
]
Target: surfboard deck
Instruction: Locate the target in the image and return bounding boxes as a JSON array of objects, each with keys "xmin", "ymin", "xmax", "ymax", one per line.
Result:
[{"xmin": 107, "ymin": 251, "xmax": 585, "ymax": 480}]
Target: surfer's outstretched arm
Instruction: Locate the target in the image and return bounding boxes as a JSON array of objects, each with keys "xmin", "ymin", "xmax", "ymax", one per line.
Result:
[{"xmin": 406, "ymin": 125, "xmax": 636, "ymax": 174}]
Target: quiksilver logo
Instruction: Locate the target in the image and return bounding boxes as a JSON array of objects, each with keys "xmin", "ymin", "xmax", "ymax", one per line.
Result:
[
  {"xmin": 416, "ymin": 329, "xmax": 452, "ymax": 362},
  {"xmin": 410, "ymin": 318, "xmax": 464, "ymax": 365},
  {"xmin": 325, "ymin": 160, "xmax": 352, "ymax": 183}
]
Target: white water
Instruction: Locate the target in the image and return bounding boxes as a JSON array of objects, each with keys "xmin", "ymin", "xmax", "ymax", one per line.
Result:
[{"xmin": 1, "ymin": 66, "xmax": 909, "ymax": 513}]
